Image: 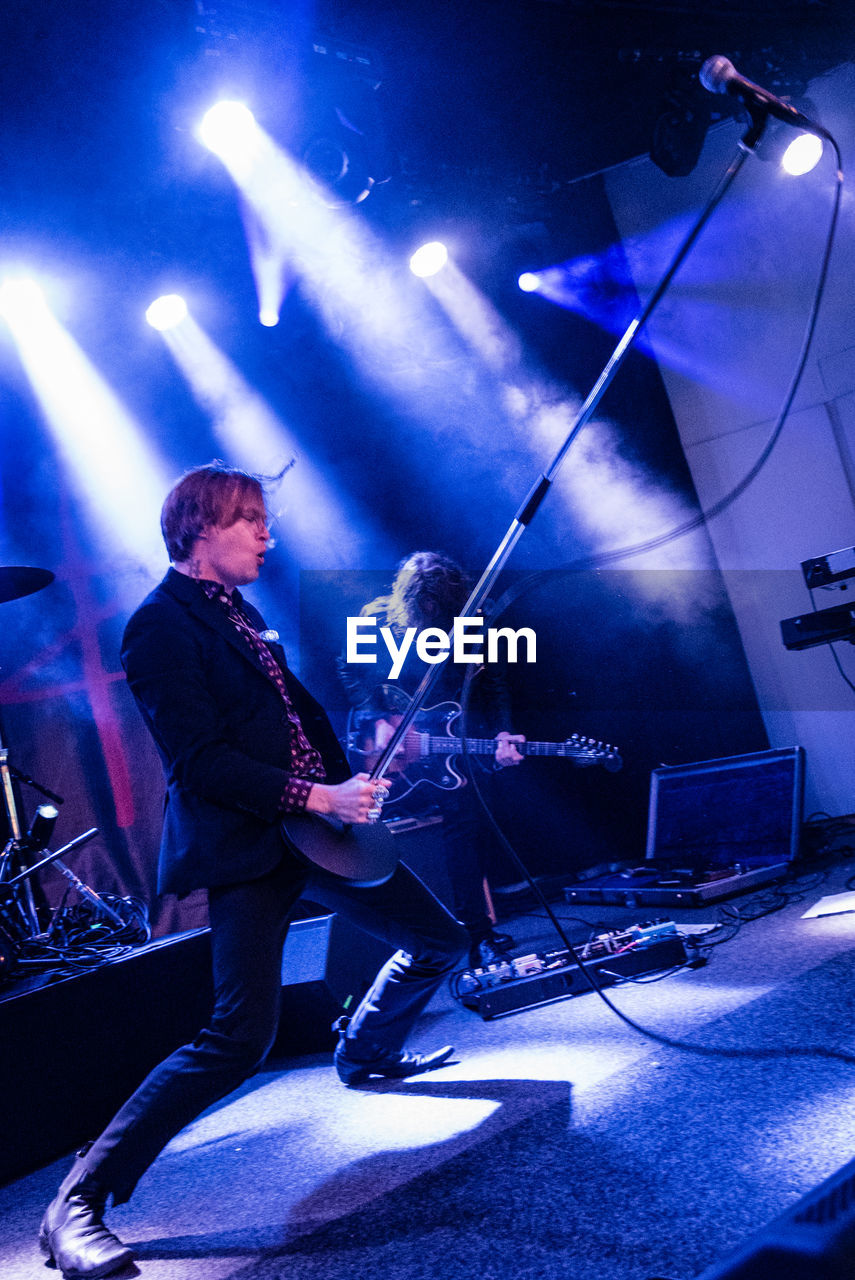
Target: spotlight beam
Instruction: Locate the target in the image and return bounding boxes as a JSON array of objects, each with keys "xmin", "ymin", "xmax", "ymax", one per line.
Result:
[
  {"xmin": 196, "ymin": 111, "xmax": 473, "ymax": 417},
  {"xmin": 1, "ymin": 278, "xmax": 170, "ymax": 572},
  {"xmin": 157, "ymin": 312, "xmax": 390, "ymax": 568}
]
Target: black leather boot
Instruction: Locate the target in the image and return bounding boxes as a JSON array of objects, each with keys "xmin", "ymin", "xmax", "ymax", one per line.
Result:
[
  {"xmin": 332, "ymin": 1016, "xmax": 454, "ymax": 1086},
  {"xmin": 39, "ymin": 1156, "xmax": 134, "ymax": 1280}
]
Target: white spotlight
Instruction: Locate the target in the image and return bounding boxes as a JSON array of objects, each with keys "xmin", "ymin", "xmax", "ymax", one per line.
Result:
[
  {"xmin": 409, "ymin": 241, "xmax": 448, "ymax": 279},
  {"xmin": 258, "ymin": 307, "xmax": 280, "ymax": 328},
  {"xmin": 197, "ymin": 101, "xmax": 259, "ymax": 158},
  {"xmin": 518, "ymin": 272, "xmax": 541, "ymax": 293},
  {"xmin": 146, "ymin": 294, "xmax": 188, "ymax": 332},
  {"xmin": 0, "ymin": 277, "xmax": 48, "ymax": 323},
  {"xmin": 781, "ymin": 132, "xmax": 823, "ymax": 176}
]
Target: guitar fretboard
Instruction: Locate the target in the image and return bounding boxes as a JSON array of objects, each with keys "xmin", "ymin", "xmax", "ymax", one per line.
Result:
[{"xmin": 420, "ymin": 735, "xmax": 602, "ymax": 759}]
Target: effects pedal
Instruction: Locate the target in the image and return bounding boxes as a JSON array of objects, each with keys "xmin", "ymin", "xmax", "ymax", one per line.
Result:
[{"xmin": 455, "ymin": 921, "xmax": 688, "ymax": 1018}]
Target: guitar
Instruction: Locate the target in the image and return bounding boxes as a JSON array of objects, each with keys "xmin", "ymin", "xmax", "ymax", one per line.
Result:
[
  {"xmin": 282, "ymin": 687, "xmax": 621, "ymax": 888},
  {"xmin": 281, "ymin": 808, "xmax": 401, "ymax": 888},
  {"xmin": 345, "ymin": 684, "xmax": 622, "ymax": 807}
]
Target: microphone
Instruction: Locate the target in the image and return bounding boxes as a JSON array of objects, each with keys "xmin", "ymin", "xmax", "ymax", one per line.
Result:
[
  {"xmin": 23, "ymin": 803, "xmax": 59, "ymax": 853},
  {"xmin": 699, "ymin": 56, "xmax": 830, "ymax": 140}
]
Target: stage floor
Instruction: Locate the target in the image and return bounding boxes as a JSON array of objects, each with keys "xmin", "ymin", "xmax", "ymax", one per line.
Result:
[{"xmin": 3, "ymin": 846, "xmax": 855, "ymax": 1280}]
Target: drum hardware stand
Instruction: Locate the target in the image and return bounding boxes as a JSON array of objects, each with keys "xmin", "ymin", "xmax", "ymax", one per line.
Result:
[
  {"xmin": 0, "ymin": 725, "xmax": 120, "ymax": 943},
  {"xmin": 0, "ymin": 567, "xmax": 134, "ymax": 955},
  {"xmin": 0, "ymin": 567, "xmax": 126, "ymax": 953},
  {"xmin": 0, "ymin": 827, "xmax": 124, "ymax": 943}
]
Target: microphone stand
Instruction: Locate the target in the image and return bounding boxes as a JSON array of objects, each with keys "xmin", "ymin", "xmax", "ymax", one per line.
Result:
[
  {"xmin": 8, "ymin": 763, "xmax": 63, "ymax": 806},
  {"xmin": 369, "ymin": 115, "xmax": 767, "ymax": 784}
]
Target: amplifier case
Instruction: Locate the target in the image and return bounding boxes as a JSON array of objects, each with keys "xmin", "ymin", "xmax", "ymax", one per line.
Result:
[
  {"xmin": 563, "ymin": 747, "xmax": 805, "ymax": 909},
  {"xmin": 646, "ymin": 746, "xmax": 805, "ymax": 868}
]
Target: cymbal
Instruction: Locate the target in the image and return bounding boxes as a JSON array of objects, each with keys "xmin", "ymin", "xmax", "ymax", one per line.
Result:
[{"xmin": 0, "ymin": 566, "xmax": 54, "ymax": 605}]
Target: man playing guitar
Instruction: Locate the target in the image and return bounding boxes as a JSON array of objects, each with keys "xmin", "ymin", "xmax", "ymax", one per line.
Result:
[
  {"xmin": 340, "ymin": 551, "xmax": 525, "ymax": 969},
  {"xmin": 40, "ymin": 469, "xmax": 467, "ymax": 1280}
]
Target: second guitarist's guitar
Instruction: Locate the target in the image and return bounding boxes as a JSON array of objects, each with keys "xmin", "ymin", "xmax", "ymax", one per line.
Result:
[{"xmin": 346, "ymin": 683, "xmax": 622, "ymax": 807}]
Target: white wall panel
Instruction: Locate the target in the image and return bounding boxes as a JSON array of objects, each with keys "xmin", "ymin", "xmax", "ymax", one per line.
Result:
[{"xmin": 606, "ymin": 62, "xmax": 855, "ymax": 816}]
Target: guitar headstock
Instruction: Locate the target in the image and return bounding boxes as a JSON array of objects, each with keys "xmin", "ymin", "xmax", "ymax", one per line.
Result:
[{"xmin": 565, "ymin": 734, "xmax": 623, "ymax": 772}]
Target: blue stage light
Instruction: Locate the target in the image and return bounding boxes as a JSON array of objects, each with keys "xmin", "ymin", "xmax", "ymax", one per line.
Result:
[
  {"xmin": 2, "ymin": 281, "xmax": 170, "ymax": 571},
  {"xmin": 518, "ymin": 272, "xmax": 541, "ymax": 293},
  {"xmin": 145, "ymin": 294, "xmax": 188, "ymax": 332},
  {"xmin": 197, "ymin": 101, "xmax": 259, "ymax": 159},
  {"xmin": 0, "ymin": 277, "xmax": 48, "ymax": 324},
  {"xmin": 781, "ymin": 133, "xmax": 823, "ymax": 176},
  {"xmin": 156, "ymin": 312, "xmax": 388, "ymax": 567},
  {"xmin": 409, "ymin": 242, "xmax": 448, "ymax": 279}
]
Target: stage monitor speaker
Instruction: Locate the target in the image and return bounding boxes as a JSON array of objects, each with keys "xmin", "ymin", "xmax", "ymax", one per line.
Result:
[
  {"xmin": 275, "ymin": 911, "xmax": 391, "ymax": 1054},
  {"xmin": 0, "ymin": 927, "xmax": 215, "ymax": 1184},
  {"xmin": 695, "ymin": 1152, "xmax": 855, "ymax": 1278}
]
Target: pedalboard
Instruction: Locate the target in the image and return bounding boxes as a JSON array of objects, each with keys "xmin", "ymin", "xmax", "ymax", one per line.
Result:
[{"xmin": 457, "ymin": 921, "xmax": 689, "ymax": 1019}]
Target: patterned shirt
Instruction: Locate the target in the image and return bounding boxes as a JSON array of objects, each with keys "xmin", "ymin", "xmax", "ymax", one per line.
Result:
[{"xmin": 200, "ymin": 580, "xmax": 325, "ymax": 812}]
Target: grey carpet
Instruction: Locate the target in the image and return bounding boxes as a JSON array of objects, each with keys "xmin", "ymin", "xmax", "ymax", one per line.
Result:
[{"xmin": 4, "ymin": 859, "xmax": 855, "ymax": 1280}]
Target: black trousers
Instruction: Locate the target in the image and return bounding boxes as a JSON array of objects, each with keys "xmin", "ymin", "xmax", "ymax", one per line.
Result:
[{"xmin": 78, "ymin": 855, "xmax": 467, "ymax": 1204}]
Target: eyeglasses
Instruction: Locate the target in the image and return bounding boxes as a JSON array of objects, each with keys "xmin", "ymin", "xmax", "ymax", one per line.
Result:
[{"xmin": 237, "ymin": 508, "xmax": 278, "ymax": 532}]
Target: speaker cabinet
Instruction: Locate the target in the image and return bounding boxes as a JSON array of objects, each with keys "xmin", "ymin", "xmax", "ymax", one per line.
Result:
[{"xmin": 275, "ymin": 911, "xmax": 391, "ymax": 1054}]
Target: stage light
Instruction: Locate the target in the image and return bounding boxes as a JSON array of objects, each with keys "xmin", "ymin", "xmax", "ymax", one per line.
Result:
[
  {"xmin": 258, "ymin": 307, "xmax": 280, "ymax": 328},
  {"xmin": 25, "ymin": 804, "xmax": 58, "ymax": 852},
  {"xmin": 302, "ymin": 134, "xmax": 375, "ymax": 206},
  {"xmin": 0, "ymin": 277, "xmax": 48, "ymax": 324},
  {"xmin": 145, "ymin": 294, "xmax": 188, "ymax": 332},
  {"xmin": 781, "ymin": 132, "xmax": 823, "ymax": 176},
  {"xmin": 2, "ymin": 284, "xmax": 170, "ymax": 572},
  {"xmin": 197, "ymin": 100, "xmax": 259, "ymax": 159},
  {"xmin": 518, "ymin": 272, "xmax": 540, "ymax": 293},
  {"xmin": 198, "ymin": 112, "xmax": 443, "ymax": 397},
  {"xmin": 752, "ymin": 99, "xmax": 824, "ymax": 175},
  {"xmin": 409, "ymin": 242, "xmax": 448, "ymax": 279},
  {"xmin": 648, "ymin": 73, "xmax": 711, "ymax": 178}
]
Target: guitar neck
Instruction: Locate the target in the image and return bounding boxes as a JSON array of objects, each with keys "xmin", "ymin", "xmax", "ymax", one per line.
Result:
[{"xmin": 425, "ymin": 737, "xmax": 571, "ymax": 758}]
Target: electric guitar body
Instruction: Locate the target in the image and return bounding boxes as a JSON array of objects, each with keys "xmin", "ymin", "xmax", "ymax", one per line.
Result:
[{"xmin": 280, "ymin": 810, "xmax": 399, "ymax": 887}]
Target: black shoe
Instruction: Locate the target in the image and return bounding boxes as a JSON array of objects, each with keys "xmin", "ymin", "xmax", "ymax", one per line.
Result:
[
  {"xmin": 333, "ymin": 1018, "xmax": 454, "ymax": 1086},
  {"xmin": 39, "ymin": 1160, "xmax": 133, "ymax": 1280},
  {"xmin": 490, "ymin": 930, "xmax": 515, "ymax": 950},
  {"xmin": 470, "ymin": 936, "xmax": 515, "ymax": 969}
]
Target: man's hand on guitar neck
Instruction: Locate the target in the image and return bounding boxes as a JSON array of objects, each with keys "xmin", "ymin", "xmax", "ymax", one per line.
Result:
[
  {"xmin": 306, "ymin": 772, "xmax": 393, "ymax": 824},
  {"xmin": 495, "ymin": 731, "xmax": 525, "ymax": 768}
]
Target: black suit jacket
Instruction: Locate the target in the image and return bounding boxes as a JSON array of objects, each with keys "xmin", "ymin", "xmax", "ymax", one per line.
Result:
[{"xmin": 121, "ymin": 568, "xmax": 350, "ymax": 898}]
